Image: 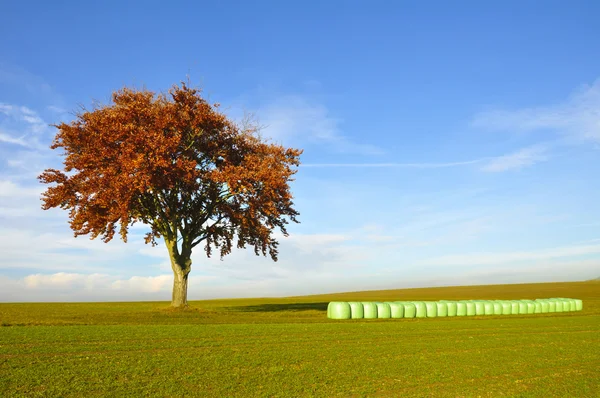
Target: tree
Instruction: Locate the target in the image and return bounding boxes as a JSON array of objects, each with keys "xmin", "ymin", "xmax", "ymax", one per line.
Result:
[{"xmin": 39, "ymin": 82, "xmax": 302, "ymax": 307}]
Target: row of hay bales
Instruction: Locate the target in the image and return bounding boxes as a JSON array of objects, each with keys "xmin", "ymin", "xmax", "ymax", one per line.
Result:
[{"xmin": 327, "ymin": 297, "xmax": 582, "ymax": 319}]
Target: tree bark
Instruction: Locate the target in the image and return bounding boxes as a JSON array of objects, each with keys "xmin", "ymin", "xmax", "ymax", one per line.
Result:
[
  {"xmin": 171, "ymin": 266, "xmax": 190, "ymax": 308},
  {"xmin": 165, "ymin": 238, "xmax": 192, "ymax": 308}
]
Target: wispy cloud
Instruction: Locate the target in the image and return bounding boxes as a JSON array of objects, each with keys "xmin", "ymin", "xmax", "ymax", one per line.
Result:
[
  {"xmin": 4, "ymin": 272, "xmax": 213, "ymax": 301},
  {"xmin": 0, "ymin": 63, "xmax": 65, "ymax": 107},
  {"xmin": 0, "ymin": 132, "xmax": 29, "ymax": 147},
  {"xmin": 471, "ymin": 79, "xmax": 600, "ymax": 142},
  {"xmin": 47, "ymin": 105, "xmax": 67, "ymax": 114},
  {"xmin": 423, "ymin": 242, "xmax": 600, "ymax": 267},
  {"xmin": 255, "ymin": 95, "xmax": 383, "ymax": 155},
  {"xmin": 0, "ymin": 102, "xmax": 51, "ymax": 149},
  {"xmin": 0, "ymin": 179, "xmax": 41, "ymax": 197},
  {"xmin": 302, "ymin": 159, "xmax": 488, "ymax": 168},
  {"xmin": 480, "ymin": 144, "xmax": 549, "ymax": 172}
]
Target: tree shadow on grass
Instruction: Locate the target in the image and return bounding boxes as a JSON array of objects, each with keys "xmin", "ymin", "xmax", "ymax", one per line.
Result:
[{"xmin": 227, "ymin": 302, "xmax": 329, "ymax": 312}]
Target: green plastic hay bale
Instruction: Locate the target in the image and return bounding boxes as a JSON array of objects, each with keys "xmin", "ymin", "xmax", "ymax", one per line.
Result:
[
  {"xmin": 492, "ymin": 302, "xmax": 503, "ymax": 315},
  {"xmin": 554, "ymin": 299, "xmax": 564, "ymax": 312},
  {"xmin": 510, "ymin": 301, "xmax": 520, "ymax": 314},
  {"xmin": 386, "ymin": 302, "xmax": 404, "ymax": 319},
  {"xmin": 456, "ymin": 302, "xmax": 467, "ymax": 316},
  {"xmin": 551, "ymin": 298, "xmax": 572, "ymax": 312},
  {"xmin": 563, "ymin": 299, "xmax": 575, "ymax": 312},
  {"xmin": 348, "ymin": 302, "xmax": 364, "ymax": 319},
  {"xmin": 574, "ymin": 299, "xmax": 583, "ymax": 311},
  {"xmin": 482, "ymin": 301, "xmax": 494, "ymax": 315},
  {"xmin": 425, "ymin": 302, "xmax": 438, "ymax": 317},
  {"xmin": 465, "ymin": 301, "xmax": 476, "ymax": 316},
  {"xmin": 517, "ymin": 301, "xmax": 528, "ymax": 314},
  {"xmin": 536, "ymin": 299, "xmax": 549, "ymax": 313},
  {"xmin": 552, "ymin": 298, "xmax": 568, "ymax": 312},
  {"xmin": 533, "ymin": 301, "xmax": 542, "ymax": 314},
  {"xmin": 483, "ymin": 301, "xmax": 494, "ymax": 315},
  {"xmin": 567, "ymin": 299, "xmax": 577, "ymax": 312},
  {"xmin": 362, "ymin": 302, "xmax": 378, "ymax": 319},
  {"xmin": 446, "ymin": 301, "xmax": 458, "ymax": 317},
  {"xmin": 522, "ymin": 300, "xmax": 536, "ymax": 314},
  {"xmin": 327, "ymin": 302, "xmax": 351, "ymax": 319},
  {"xmin": 412, "ymin": 301, "xmax": 427, "ymax": 318},
  {"xmin": 375, "ymin": 302, "xmax": 391, "ymax": 318},
  {"xmin": 501, "ymin": 301, "xmax": 512, "ymax": 315},
  {"xmin": 472, "ymin": 301, "xmax": 484, "ymax": 316},
  {"xmin": 402, "ymin": 303, "xmax": 416, "ymax": 318},
  {"xmin": 547, "ymin": 300, "xmax": 557, "ymax": 313},
  {"xmin": 436, "ymin": 302, "xmax": 448, "ymax": 317}
]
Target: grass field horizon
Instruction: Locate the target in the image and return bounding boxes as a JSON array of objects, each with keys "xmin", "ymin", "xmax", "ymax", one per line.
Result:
[{"xmin": 2, "ymin": 280, "xmax": 599, "ymax": 397}]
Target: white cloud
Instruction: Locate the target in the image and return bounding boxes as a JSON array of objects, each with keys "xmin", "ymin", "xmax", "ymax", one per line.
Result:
[
  {"xmin": 302, "ymin": 159, "xmax": 488, "ymax": 168},
  {"xmin": 47, "ymin": 105, "xmax": 67, "ymax": 114},
  {"xmin": 471, "ymin": 79, "xmax": 600, "ymax": 142},
  {"xmin": 23, "ymin": 272, "xmax": 109, "ymax": 289},
  {"xmin": 481, "ymin": 145, "xmax": 549, "ymax": 172},
  {"xmin": 0, "ymin": 132, "xmax": 29, "ymax": 147},
  {"xmin": 16, "ymin": 272, "xmax": 175, "ymax": 296},
  {"xmin": 0, "ymin": 179, "xmax": 42, "ymax": 197},
  {"xmin": 0, "ymin": 63, "xmax": 64, "ymax": 106},
  {"xmin": 255, "ymin": 95, "xmax": 383, "ymax": 155},
  {"xmin": 111, "ymin": 275, "xmax": 173, "ymax": 293},
  {"xmin": 423, "ymin": 243, "xmax": 600, "ymax": 267},
  {"xmin": 0, "ymin": 225, "xmax": 161, "ymax": 273},
  {"xmin": 0, "ymin": 101, "xmax": 51, "ymax": 149}
]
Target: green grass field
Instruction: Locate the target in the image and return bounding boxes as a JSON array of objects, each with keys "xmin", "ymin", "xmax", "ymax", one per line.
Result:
[{"xmin": 1, "ymin": 281, "xmax": 599, "ymax": 397}]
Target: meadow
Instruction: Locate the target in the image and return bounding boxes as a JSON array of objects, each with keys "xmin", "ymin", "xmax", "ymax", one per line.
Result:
[{"xmin": 1, "ymin": 281, "xmax": 599, "ymax": 397}]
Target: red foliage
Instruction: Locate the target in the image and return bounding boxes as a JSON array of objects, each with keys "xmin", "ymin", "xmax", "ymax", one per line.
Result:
[{"xmin": 39, "ymin": 83, "xmax": 302, "ymax": 265}]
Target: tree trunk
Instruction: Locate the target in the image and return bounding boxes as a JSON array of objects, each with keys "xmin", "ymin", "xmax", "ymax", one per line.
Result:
[
  {"xmin": 165, "ymin": 238, "xmax": 192, "ymax": 308},
  {"xmin": 171, "ymin": 267, "xmax": 190, "ymax": 308}
]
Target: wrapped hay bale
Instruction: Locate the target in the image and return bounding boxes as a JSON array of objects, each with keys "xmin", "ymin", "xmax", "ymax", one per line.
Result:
[
  {"xmin": 492, "ymin": 301, "xmax": 503, "ymax": 315},
  {"xmin": 425, "ymin": 301, "xmax": 438, "ymax": 318},
  {"xmin": 564, "ymin": 299, "xmax": 575, "ymax": 312},
  {"xmin": 456, "ymin": 301, "xmax": 467, "ymax": 316},
  {"xmin": 375, "ymin": 302, "xmax": 391, "ymax": 318},
  {"xmin": 522, "ymin": 300, "xmax": 535, "ymax": 314},
  {"xmin": 574, "ymin": 299, "xmax": 583, "ymax": 311},
  {"xmin": 473, "ymin": 301, "xmax": 485, "ymax": 316},
  {"xmin": 510, "ymin": 301, "xmax": 520, "ymax": 314},
  {"xmin": 402, "ymin": 302, "xmax": 416, "ymax": 318},
  {"xmin": 527, "ymin": 301, "xmax": 537, "ymax": 314},
  {"xmin": 327, "ymin": 302, "xmax": 351, "ymax": 319},
  {"xmin": 517, "ymin": 301, "xmax": 528, "ymax": 314},
  {"xmin": 501, "ymin": 301, "xmax": 512, "ymax": 315},
  {"xmin": 348, "ymin": 302, "xmax": 364, "ymax": 319},
  {"xmin": 386, "ymin": 302, "xmax": 405, "ymax": 319},
  {"xmin": 412, "ymin": 301, "xmax": 427, "ymax": 318},
  {"xmin": 362, "ymin": 302, "xmax": 378, "ymax": 319},
  {"xmin": 536, "ymin": 299, "xmax": 550, "ymax": 313},
  {"xmin": 554, "ymin": 299, "xmax": 564, "ymax": 312},
  {"xmin": 566, "ymin": 299, "xmax": 577, "ymax": 312},
  {"xmin": 483, "ymin": 301, "xmax": 494, "ymax": 315},
  {"xmin": 552, "ymin": 298, "xmax": 574, "ymax": 312},
  {"xmin": 465, "ymin": 301, "xmax": 476, "ymax": 316},
  {"xmin": 436, "ymin": 301, "xmax": 448, "ymax": 317},
  {"xmin": 533, "ymin": 301, "xmax": 542, "ymax": 314},
  {"xmin": 446, "ymin": 301, "xmax": 458, "ymax": 317},
  {"xmin": 547, "ymin": 299, "xmax": 557, "ymax": 313}
]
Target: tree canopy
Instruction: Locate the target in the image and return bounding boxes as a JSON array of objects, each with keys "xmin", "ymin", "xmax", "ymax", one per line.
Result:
[{"xmin": 39, "ymin": 83, "xmax": 302, "ymax": 306}]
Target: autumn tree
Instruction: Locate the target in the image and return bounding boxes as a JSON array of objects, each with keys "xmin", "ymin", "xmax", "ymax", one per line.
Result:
[{"xmin": 39, "ymin": 83, "xmax": 302, "ymax": 307}]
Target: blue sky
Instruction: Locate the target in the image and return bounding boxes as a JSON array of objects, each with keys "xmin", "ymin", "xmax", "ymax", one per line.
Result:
[{"xmin": 1, "ymin": 1, "xmax": 600, "ymax": 301}]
